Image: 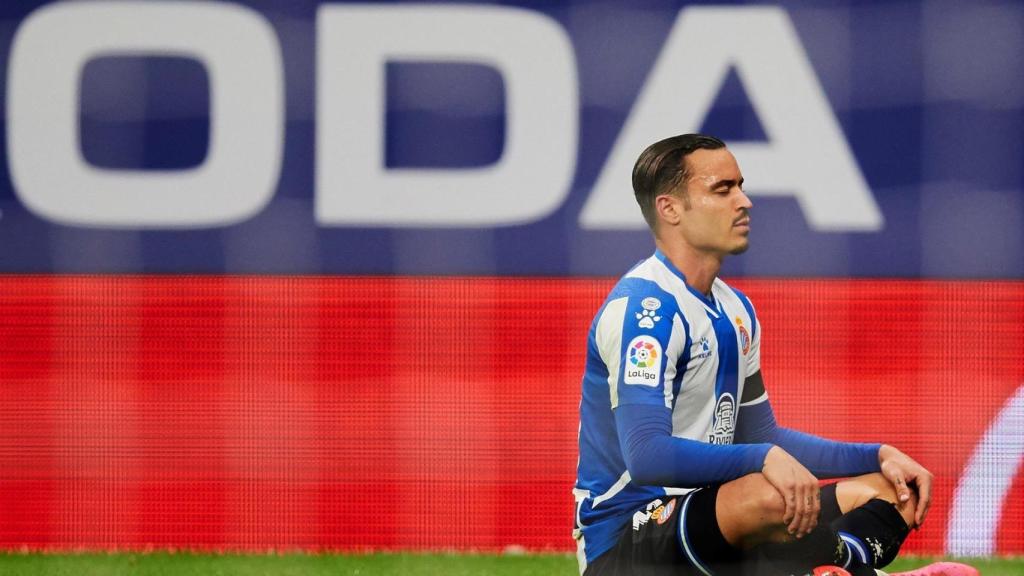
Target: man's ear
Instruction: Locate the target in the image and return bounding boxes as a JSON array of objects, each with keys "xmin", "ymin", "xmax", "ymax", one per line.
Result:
[{"xmin": 655, "ymin": 194, "xmax": 683, "ymax": 226}]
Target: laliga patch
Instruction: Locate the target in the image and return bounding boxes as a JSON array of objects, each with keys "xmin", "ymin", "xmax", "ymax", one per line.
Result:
[{"xmin": 624, "ymin": 335, "xmax": 661, "ymax": 386}]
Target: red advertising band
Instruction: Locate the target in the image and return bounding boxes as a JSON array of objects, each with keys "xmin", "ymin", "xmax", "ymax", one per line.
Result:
[{"xmin": 0, "ymin": 276, "xmax": 1021, "ymax": 554}]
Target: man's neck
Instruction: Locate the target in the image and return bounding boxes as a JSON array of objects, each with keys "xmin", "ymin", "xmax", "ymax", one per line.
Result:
[{"xmin": 655, "ymin": 240, "xmax": 723, "ymax": 296}]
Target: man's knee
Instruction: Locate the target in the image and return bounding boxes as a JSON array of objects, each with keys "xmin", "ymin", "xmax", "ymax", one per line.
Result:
[
  {"xmin": 837, "ymin": 473, "xmax": 886, "ymax": 511},
  {"xmin": 837, "ymin": 473, "xmax": 916, "ymax": 527},
  {"xmin": 723, "ymin": 473, "xmax": 785, "ymax": 517},
  {"xmin": 716, "ymin": 473, "xmax": 789, "ymax": 547},
  {"xmin": 753, "ymin": 478, "xmax": 788, "ymax": 521}
]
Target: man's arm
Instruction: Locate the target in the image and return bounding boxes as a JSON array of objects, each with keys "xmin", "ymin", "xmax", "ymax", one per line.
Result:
[
  {"xmin": 617, "ymin": 399, "xmax": 825, "ymax": 538},
  {"xmin": 615, "ymin": 402, "xmax": 771, "ymax": 487},
  {"xmin": 734, "ymin": 371, "xmax": 881, "ymax": 477},
  {"xmin": 736, "ymin": 371, "xmax": 934, "ymax": 526}
]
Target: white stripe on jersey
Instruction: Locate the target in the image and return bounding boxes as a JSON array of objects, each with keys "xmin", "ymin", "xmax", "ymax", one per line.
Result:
[
  {"xmin": 573, "ymin": 488, "xmax": 590, "ymax": 574},
  {"xmin": 592, "ymin": 469, "xmax": 632, "ymax": 508},
  {"xmin": 575, "ymin": 533, "xmax": 587, "ymax": 575},
  {"xmin": 596, "ymin": 296, "xmax": 629, "ymax": 409},
  {"xmin": 660, "ymin": 314, "xmax": 687, "ymax": 409}
]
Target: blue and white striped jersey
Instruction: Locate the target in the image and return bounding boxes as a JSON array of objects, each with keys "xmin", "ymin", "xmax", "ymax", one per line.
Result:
[{"xmin": 573, "ymin": 250, "xmax": 765, "ymax": 570}]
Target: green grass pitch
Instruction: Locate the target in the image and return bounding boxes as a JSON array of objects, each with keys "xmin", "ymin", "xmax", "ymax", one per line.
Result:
[{"xmin": 0, "ymin": 552, "xmax": 1019, "ymax": 575}]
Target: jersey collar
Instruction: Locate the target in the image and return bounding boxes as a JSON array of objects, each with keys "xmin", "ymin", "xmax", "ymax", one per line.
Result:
[{"xmin": 653, "ymin": 250, "xmax": 717, "ymax": 308}]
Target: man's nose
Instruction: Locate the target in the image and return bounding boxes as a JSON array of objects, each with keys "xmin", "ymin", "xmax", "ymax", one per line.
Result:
[{"xmin": 736, "ymin": 189, "xmax": 753, "ymax": 210}]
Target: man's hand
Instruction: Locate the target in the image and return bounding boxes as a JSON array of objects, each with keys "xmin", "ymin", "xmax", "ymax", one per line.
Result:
[
  {"xmin": 879, "ymin": 444, "xmax": 933, "ymax": 528},
  {"xmin": 762, "ymin": 446, "xmax": 820, "ymax": 539}
]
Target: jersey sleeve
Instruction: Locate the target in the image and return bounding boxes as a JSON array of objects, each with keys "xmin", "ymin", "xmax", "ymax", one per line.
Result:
[{"xmin": 594, "ymin": 280, "xmax": 685, "ymax": 410}]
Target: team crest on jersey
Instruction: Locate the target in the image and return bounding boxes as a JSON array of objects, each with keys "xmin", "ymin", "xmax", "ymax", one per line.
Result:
[
  {"xmin": 624, "ymin": 336, "xmax": 661, "ymax": 386},
  {"xmin": 708, "ymin": 393, "xmax": 736, "ymax": 445},
  {"xmin": 736, "ymin": 318, "xmax": 751, "ymax": 356}
]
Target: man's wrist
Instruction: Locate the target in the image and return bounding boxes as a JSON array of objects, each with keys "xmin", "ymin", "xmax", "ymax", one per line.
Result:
[
  {"xmin": 758, "ymin": 444, "xmax": 777, "ymax": 473},
  {"xmin": 878, "ymin": 443, "xmax": 898, "ymax": 466}
]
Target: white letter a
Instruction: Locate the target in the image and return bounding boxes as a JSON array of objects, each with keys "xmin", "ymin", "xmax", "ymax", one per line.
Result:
[{"xmin": 581, "ymin": 6, "xmax": 883, "ymax": 232}]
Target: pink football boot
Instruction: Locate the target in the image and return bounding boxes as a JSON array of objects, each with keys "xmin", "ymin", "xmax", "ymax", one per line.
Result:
[
  {"xmin": 886, "ymin": 562, "xmax": 980, "ymax": 576},
  {"xmin": 812, "ymin": 567, "xmax": 852, "ymax": 576}
]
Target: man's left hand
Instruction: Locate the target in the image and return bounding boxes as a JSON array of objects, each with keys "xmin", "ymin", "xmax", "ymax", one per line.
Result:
[{"xmin": 878, "ymin": 444, "xmax": 933, "ymax": 528}]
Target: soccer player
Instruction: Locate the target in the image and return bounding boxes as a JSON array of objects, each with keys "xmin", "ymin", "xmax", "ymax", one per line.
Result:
[{"xmin": 572, "ymin": 134, "xmax": 977, "ymax": 576}]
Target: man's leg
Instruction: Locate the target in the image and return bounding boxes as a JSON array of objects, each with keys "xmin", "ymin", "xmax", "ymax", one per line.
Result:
[
  {"xmin": 706, "ymin": 473, "xmax": 914, "ymax": 574},
  {"xmin": 829, "ymin": 474, "xmax": 914, "ymax": 570},
  {"xmin": 669, "ymin": 473, "xmax": 826, "ymax": 575}
]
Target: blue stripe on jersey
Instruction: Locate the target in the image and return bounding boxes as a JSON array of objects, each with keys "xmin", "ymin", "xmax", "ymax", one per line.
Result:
[
  {"xmin": 708, "ymin": 301, "xmax": 739, "ymax": 444},
  {"xmin": 671, "ymin": 312, "xmax": 692, "ymax": 409},
  {"xmin": 731, "ymin": 286, "xmax": 758, "ymax": 341}
]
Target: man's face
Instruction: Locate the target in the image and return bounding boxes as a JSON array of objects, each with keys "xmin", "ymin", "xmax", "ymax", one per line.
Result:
[{"xmin": 670, "ymin": 148, "xmax": 752, "ymax": 256}]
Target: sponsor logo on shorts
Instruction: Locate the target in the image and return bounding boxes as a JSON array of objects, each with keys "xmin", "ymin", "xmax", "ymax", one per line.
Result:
[
  {"xmin": 634, "ymin": 498, "xmax": 672, "ymax": 531},
  {"xmin": 653, "ymin": 498, "xmax": 677, "ymax": 525}
]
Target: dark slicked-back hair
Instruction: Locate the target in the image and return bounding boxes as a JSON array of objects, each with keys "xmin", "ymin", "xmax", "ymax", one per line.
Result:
[{"xmin": 632, "ymin": 133, "xmax": 726, "ymax": 228}]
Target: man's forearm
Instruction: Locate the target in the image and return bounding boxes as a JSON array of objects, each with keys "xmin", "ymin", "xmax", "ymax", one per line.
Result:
[
  {"xmin": 736, "ymin": 400, "xmax": 880, "ymax": 478},
  {"xmin": 771, "ymin": 426, "xmax": 881, "ymax": 478},
  {"xmin": 616, "ymin": 403, "xmax": 773, "ymax": 486}
]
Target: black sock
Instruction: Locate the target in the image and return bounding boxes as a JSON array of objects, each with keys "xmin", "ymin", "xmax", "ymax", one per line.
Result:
[
  {"xmin": 751, "ymin": 492, "xmax": 909, "ymax": 575},
  {"xmin": 755, "ymin": 484, "xmax": 882, "ymax": 576},
  {"xmin": 832, "ymin": 498, "xmax": 911, "ymax": 569},
  {"xmin": 757, "ymin": 527, "xmax": 879, "ymax": 576}
]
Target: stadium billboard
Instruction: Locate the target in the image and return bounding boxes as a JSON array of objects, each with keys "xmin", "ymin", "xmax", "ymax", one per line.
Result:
[{"xmin": 0, "ymin": 0, "xmax": 1019, "ymax": 277}]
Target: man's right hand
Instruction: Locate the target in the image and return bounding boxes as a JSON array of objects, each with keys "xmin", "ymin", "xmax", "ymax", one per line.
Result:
[{"xmin": 762, "ymin": 446, "xmax": 820, "ymax": 539}]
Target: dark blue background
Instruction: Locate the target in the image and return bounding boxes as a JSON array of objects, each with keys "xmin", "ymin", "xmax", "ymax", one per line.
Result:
[{"xmin": 0, "ymin": 0, "xmax": 1021, "ymax": 278}]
